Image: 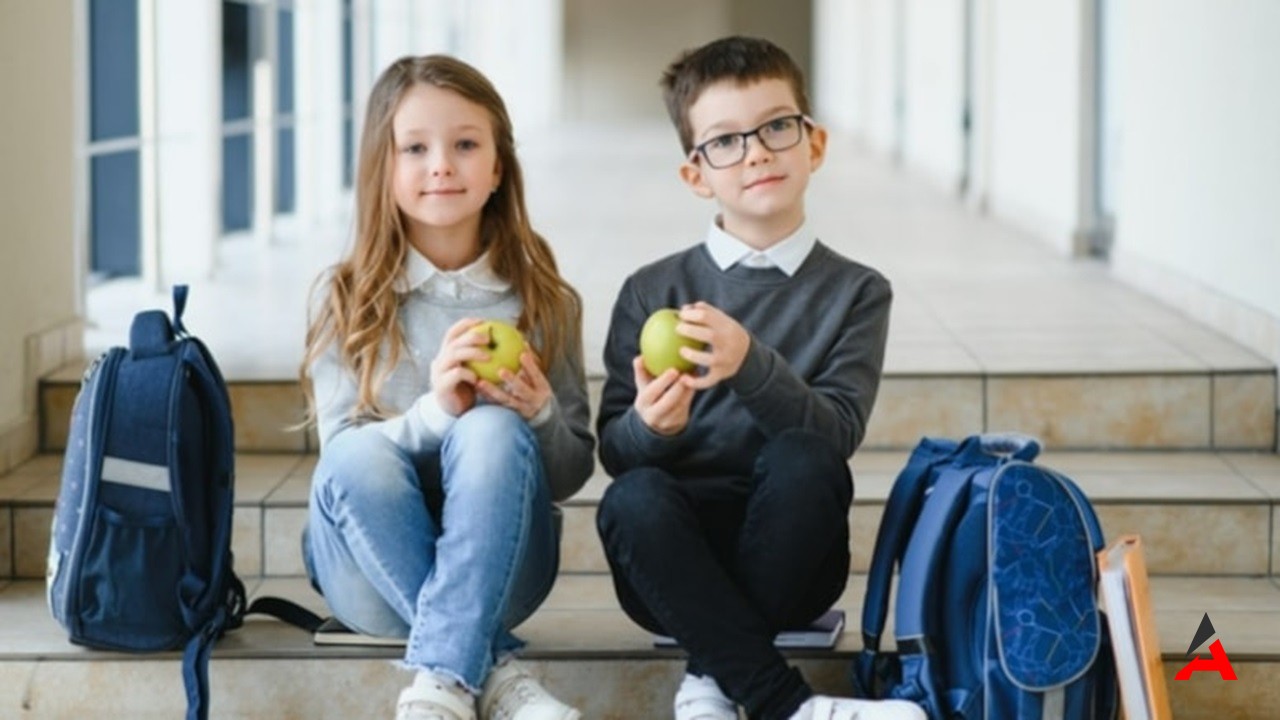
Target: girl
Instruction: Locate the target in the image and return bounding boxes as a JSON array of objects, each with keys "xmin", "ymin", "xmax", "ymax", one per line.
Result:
[{"xmin": 301, "ymin": 55, "xmax": 593, "ymax": 720}]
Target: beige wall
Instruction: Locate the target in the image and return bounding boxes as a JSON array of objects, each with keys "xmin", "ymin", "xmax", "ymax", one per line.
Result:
[
  {"xmin": 0, "ymin": 2, "xmax": 82, "ymax": 471},
  {"xmin": 564, "ymin": 0, "xmax": 729, "ymax": 122},
  {"xmin": 729, "ymin": 0, "xmax": 812, "ymax": 84},
  {"xmin": 563, "ymin": 1, "xmax": 813, "ymax": 124}
]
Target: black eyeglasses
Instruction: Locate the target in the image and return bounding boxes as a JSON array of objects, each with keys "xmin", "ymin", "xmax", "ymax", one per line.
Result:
[{"xmin": 689, "ymin": 114, "xmax": 814, "ymax": 169}]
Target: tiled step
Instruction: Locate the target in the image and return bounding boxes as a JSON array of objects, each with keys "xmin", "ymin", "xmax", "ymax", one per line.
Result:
[
  {"xmin": 37, "ymin": 366, "xmax": 1277, "ymax": 453},
  {"xmin": 1, "ymin": 574, "xmax": 1278, "ymax": 718},
  {"xmin": 3, "ymin": 451, "xmax": 1278, "ymax": 581}
]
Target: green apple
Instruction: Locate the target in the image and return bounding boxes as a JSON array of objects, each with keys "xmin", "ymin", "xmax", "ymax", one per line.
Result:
[
  {"xmin": 639, "ymin": 308, "xmax": 707, "ymax": 376},
  {"xmin": 466, "ymin": 320, "xmax": 526, "ymax": 384}
]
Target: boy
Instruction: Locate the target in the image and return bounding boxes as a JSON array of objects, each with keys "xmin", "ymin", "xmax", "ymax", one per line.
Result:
[{"xmin": 594, "ymin": 37, "xmax": 923, "ymax": 720}]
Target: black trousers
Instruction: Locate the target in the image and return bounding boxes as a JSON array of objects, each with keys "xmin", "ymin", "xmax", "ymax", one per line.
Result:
[{"xmin": 595, "ymin": 429, "xmax": 854, "ymax": 720}]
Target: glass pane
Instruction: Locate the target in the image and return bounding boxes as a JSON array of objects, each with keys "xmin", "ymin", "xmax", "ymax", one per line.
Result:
[
  {"xmin": 343, "ymin": 116, "xmax": 354, "ymax": 189},
  {"xmin": 222, "ymin": 1, "xmax": 253, "ymax": 121},
  {"xmin": 276, "ymin": 127, "xmax": 295, "ymax": 213},
  {"xmin": 222, "ymin": 132, "xmax": 254, "ymax": 232},
  {"xmin": 89, "ymin": 0, "xmax": 139, "ymax": 141},
  {"xmin": 277, "ymin": 8, "xmax": 295, "ymax": 113},
  {"xmin": 342, "ymin": 0, "xmax": 353, "ymax": 104},
  {"xmin": 341, "ymin": 0, "xmax": 354, "ymax": 188},
  {"xmin": 90, "ymin": 150, "xmax": 141, "ymax": 276}
]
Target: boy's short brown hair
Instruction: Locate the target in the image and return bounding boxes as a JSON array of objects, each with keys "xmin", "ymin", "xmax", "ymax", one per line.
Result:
[{"xmin": 660, "ymin": 36, "xmax": 811, "ymax": 155}]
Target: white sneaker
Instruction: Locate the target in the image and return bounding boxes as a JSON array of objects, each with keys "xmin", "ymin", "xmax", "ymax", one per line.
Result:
[
  {"xmin": 674, "ymin": 673, "xmax": 738, "ymax": 720},
  {"xmin": 396, "ymin": 670, "xmax": 478, "ymax": 720},
  {"xmin": 479, "ymin": 658, "xmax": 581, "ymax": 720},
  {"xmin": 793, "ymin": 695, "xmax": 927, "ymax": 720}
]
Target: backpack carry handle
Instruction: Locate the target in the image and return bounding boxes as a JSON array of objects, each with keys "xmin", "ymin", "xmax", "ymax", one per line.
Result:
[
  {"xmin": 173, "ymin": 284, "xmax": 190, "ymax": 337},
  {"xmin": 976, "ymin": 432, "xmax": 1039, "ymax": 461}
]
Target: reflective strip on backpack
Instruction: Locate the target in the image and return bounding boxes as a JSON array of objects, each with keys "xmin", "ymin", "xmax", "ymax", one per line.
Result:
[
  {"xmin": 1041, "ymin": 687, "xmax": 1064, "ymax": 720},
  {"xmin": 101, "ymin": 456, "xmax": 170, "ymax": 493}
]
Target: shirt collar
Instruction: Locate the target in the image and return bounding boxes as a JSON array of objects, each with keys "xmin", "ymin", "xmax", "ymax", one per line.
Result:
[
  {"xmin": 397, "ymin": 245, "xmax": 510, "ymax": 294},
  {"xmin": 703, "ymin": 217, "xmax": 816, "ymax": 276}
]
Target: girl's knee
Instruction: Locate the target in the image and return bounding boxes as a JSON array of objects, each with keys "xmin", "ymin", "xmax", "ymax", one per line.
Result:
[
  {"xmin": 445, "ymin": 405, "xmax": 532, "ymax": 455},
  {"xmin": 313, "ymin": 427, "xmax": 415, "ymax": 505},
  {"xmin": 442, "ymin": 407, "xmax": 545, "ymax": 501}
]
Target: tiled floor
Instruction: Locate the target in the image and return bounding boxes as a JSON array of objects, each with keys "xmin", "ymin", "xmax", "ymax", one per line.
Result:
[{"xmin": 84, "ymin": 123, "xmax": 1273, "ymax": 381}]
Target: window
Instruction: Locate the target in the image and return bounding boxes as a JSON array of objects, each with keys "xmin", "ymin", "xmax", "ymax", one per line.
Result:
[
  {"xmin": 221, "ymin": 0, "xmax": 255, "ymax": 232},
  {"xmin": 276, "ymin": 4, "xmax": 296, "ymax": 213},
  {"xmin": 341, "ymin": 0, "xmax": 354, "ymax": 189},
  {"xmin": 87, "ymin": 0, "xmax": 141, "ymax": 278}
]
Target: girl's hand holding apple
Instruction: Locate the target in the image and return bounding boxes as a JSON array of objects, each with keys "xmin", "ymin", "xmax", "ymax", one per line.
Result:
[
  {"xmin": 477, "ymin": 349, "xmax": 553, "ymax": 421},
  {"xmin": 430, "ymin": 317, "xmax": 491, "ymax": 416}
]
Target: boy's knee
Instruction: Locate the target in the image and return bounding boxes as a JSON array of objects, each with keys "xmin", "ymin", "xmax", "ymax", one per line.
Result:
[
  {"xmin": 761, "ymin": 429, "xmax": 846, "ymax": 474},
  {"xmin": 596, "ymin": 468, "xmax": 678, "ymax": 538},
  {"xmin": 758, "ymin": 429, "xmax": 852, "ymax": 502}
]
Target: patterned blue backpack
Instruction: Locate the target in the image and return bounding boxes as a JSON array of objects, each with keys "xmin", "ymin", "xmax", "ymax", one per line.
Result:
[
  {"xmin": 47, "ymin": 286, "xmax": 245, "ymax": 720},
  {"xmin": 853, "ymin": 434, "xmax": 1119, "ymax": 719}
]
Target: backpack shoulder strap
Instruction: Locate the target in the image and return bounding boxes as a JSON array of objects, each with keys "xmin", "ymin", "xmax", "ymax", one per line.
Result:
[
  {"xmin": 246, "ymin": 595, "xmax": 325, "ymax": 633},
  {"xmin": 853, "ymin": 437, "xmax": 958, "ymax": 697},
  {"xmin": 155, "ymin": 285, "xmax": 237, "ymax": 720},
  {"xmin": 860, "ymin": 437, "xmax": 958, "ymax": 650},
  {"xmin": 887, "ymin": 464, "xmax": 984, "ymax": 716}
]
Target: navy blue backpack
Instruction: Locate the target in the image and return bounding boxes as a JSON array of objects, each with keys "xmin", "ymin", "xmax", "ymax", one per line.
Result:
[
  {"xmin": 47, "ymin": 286, "xmax": 247, "ymax": 720},
  {"xmin": 853, "ymin": 434, "xmax": 1119, "ymax": 719}
]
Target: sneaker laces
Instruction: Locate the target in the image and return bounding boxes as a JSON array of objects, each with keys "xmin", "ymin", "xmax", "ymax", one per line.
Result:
[
  {"xmin": 396, "ymin": 671, "xmax": 476, "ymax": 720},
  {"xmin": 481, "ymin": 660, "xmax": 580, "ymax": 720}
]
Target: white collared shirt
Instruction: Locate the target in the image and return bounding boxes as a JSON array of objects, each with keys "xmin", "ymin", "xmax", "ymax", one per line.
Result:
[
  {"xmin": 396, "ymin": 245, "xmax": 511, "ymax": 299},
  {"xmin": 703, "ymin": 217, "xmax": 816, "ymax": 276}
]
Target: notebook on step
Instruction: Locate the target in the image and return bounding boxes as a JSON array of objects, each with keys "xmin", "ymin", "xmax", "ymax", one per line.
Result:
[{"xmin": 653, "ymin": 609, "xmax": 845, "ymax": 650}]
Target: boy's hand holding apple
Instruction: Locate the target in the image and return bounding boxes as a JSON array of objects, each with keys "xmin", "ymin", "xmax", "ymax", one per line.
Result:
[
  {"xmin": 631, "ymin": 356, "xmax": 695, "ymax": 435},
  {"xmin": 671, "ymin": 302, "xmax": 750, "ymax": 390}
]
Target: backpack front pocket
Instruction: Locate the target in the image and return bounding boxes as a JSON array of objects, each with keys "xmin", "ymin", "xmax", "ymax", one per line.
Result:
[{"xmin": 76, "ymin": 505, "xmax": 187, "ymax": 651}]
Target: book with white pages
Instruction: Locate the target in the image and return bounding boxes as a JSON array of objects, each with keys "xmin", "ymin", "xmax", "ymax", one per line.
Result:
[
  {"xmin": 1097, "ymin": 534, "xmax": 1171, "ymax": 720},
  {"xmin": 313, "ymin": 617, "xmax": 406, "ymax": 647},
  {"xmin": 653, "ymin": 609, "xmax": 846, "ymax": 650}
]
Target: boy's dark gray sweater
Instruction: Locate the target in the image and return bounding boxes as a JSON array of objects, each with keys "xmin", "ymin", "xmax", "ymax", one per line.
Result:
[{"xmin": 597, "ymin": 241, "xmax": 892, "ymax": 479}]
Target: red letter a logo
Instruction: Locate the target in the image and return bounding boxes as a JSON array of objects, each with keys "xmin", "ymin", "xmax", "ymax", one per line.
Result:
[{"xmin": 1174, "ymin": 613, "xmax": 1237, "ymax": 681}]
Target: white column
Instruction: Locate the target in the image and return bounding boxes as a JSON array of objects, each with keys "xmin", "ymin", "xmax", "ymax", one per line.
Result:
[
  {"xmin": 813, "ymin": 0, "xmax": 860, "ymax": 133},
  {"xmin": 154, "ymin": 0, "xmax": 221, "ymax": 282},
  {"xmin": 459, "ymin": 0, "xmax": 563, "ymax": 131},
  {"xmin": 351, "ymin": 0, "xmax": 376, "ymax": 150},
  {"xmin": 294, "ymin": 0, "xmax": 346, "ymax": 234},
  {"xmin": 370, "ymin": 0, "xmax": 415, "ymax": 75}
]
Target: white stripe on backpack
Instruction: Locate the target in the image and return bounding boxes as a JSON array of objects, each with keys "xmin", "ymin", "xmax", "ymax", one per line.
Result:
[{"xmin": 101, "ymin": 456, "xmax": 170, "ymax": 493}]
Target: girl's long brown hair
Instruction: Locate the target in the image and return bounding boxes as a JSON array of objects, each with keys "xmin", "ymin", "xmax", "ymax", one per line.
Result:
[{"xmin": 301, "ymin": 55, "xmax": 582, "ymax": 421}]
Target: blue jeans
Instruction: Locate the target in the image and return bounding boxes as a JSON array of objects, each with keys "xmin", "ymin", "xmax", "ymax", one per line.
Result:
[{"xmin": 303, "ymin": 405, "xmax": 559, "ymax": 692}]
